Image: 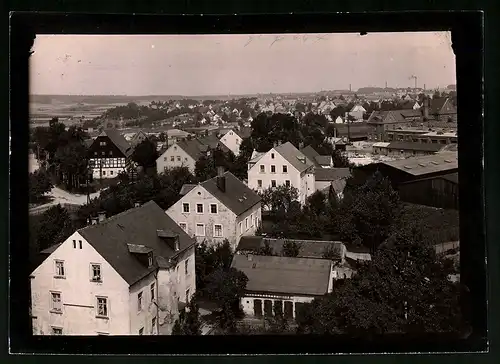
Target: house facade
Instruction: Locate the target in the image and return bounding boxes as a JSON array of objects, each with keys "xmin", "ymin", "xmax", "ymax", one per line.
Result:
[
  {"xmin": 349, "ymin": 105, "xmax": 366, "ymax": 120},
  {"xmin": 231, "ymin": 254, "xmax": 333, "ymax": 320},
  {"xmin": 156, "ymin": 139, "xmax": 205, "ymax": 174},
  {"xmin": 30, "ymin": 201, "xmax": 196, "ymax": 336},
  {"xmin": 247, "ymin": 142, "xmax": 315, "ymax": 206},
  {"xmin": 87, "ymin": 129, "xmax": 134, "ymax": 179},
  {"xmin": 166, "ymin": 170, "xmax": 262, "ymax": 250}
]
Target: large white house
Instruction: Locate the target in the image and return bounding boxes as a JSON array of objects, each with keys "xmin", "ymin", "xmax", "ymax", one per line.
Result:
[
  {"xmin": 30, "ymin": 201, "xmax": 196, "ymax": 336},
  {"xmin": 247, "ymin": 141, "xmax": 315, "ymax": 206},
  {"xmin": 166, "ymin": 168, "xmax": 262, "ymax": 250},
  {"xmin": 219, "ymin": 129, "xmax": 243, "ymax": 156}
]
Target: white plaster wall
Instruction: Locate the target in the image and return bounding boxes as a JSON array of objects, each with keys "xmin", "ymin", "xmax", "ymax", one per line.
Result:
[
  {"xmin": 240, "ymin": 294, "xmax": 315, "ymax": 318},
  {"xmin": 156, "ymin": 143, "xmax": 197, "ymax": 174},
  {"xmin": 220, "ymin": 131, "xmax": 242, "ymax": 156},
  {"xmin": 235, "ymin": 203, "xmax": 262, "ymax": 248},
  {"xmin": 30, "ymin": 232, "xmax": 131, "ymax": 335},
  {"xmin": 90, "ymin": 157, "xmax": 126, "ymax": 179},
  {"xmin": 166, "ymin": 185, "xmax": 238, "ymax": 248},
  {"xmin": 129, "ymin": 272, "xmax": 159, "ymax": 335},
  {"xmin": 299, "ymin": 170, "xmax": 316, "ymax": 205},
  {"xmin": 247, "ymin": 148, "xmax": 301, "ymax": 195},
  {"xmin": 156, "ymin": 246, "xmax": 196, "ymax": 334}
]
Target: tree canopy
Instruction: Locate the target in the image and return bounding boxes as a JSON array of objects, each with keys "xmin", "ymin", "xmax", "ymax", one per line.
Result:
[{"xmin": 29, "ymin": 169, "xmax": 53, "ymax": 202}]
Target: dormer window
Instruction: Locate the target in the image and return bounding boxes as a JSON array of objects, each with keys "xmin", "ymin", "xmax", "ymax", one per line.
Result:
[
  {"xmin": 148, "ymin": 252, "xmax": 153, "ymax": 267},
  {"xmin": 175, "ymin": 240, "xmax": 180, "ymax": 251}
]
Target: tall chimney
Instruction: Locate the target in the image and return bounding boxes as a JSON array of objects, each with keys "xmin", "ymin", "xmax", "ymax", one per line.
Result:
[
  {"xmin": 423, "ymin": 97, "xmax": 429, "ymax": 119},
  {"xmin": 98, "ymin": 211, "xmax": 106, "ymax": 222},
  {"xmin": 216, "ymin": 166, "xmax": 226, "ymax": 192}
]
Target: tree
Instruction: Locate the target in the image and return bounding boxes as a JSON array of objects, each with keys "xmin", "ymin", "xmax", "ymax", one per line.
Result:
[
  {"xmin": 257, "ymin": 240, "xmax": 275, "ymax": 256},
  {"xmin": 171, "ymin": 299, "xmax": 202, "ymax": 335},
  {"xmin": 132, "ymin": 139, "xmax": 158, "ymax": 170},
  {"xmin": 29, "ymin": 169, "xmax": 53, "ymax": 202},
  {"xmin": 35, "ymin": 205, "xmax": 74, "ymax": 252},
  {"xmin": 332, "ymin": 149, "xmax": 351, "ymax": 168},
  {"xmin": 195, "ymin": 155, "xmax": 217, "ymax": 182},
  {"xmin": 195, "ymin": 240, "xmax": 234, "ymax": 292},
  {"xmin": 239, "ymin": 138, "xmax": 254, "ymax": 160},
  {"xmin": 259, "ymin": 185, "xmax": 299, "ymax": 215},
  {"xmin": 298, "ymin": 227, "xmax": 463, "ymax": 337},
  {"xmin": 282, "ymin": 240, "xmax": 301, "ymax": 257},
  {"xmin": 306, "ymin": 190, "xmax": 327, "ymax": 216}
]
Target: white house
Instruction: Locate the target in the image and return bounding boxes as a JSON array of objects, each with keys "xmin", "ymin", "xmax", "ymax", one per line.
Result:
[
  {"xmin": 349, "ymin": 105, "xmax": 367, "ymax": 121},
  {"xmin": 156, "ymin": 139, "xmax": 205, "ymax": 174},
  {"xmin": 247, "ymin": 141, "xmax": 316, "ymax": 206},
  {"xmin": 30, "ymin": 201, "xmax": 196, "ymax": 336},
  {"xmin": 231, "ymin": 254, "xmax": 333, "ymax": 320},
  {"xmin": 219, "ymin": 129, "xmax": 243, "ymax": 156},
  {"xmin": 166, "ymin": 168, "xmax": 262, "ymax": 250}
]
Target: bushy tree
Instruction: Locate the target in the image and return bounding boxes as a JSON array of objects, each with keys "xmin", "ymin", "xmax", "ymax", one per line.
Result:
[
  {"xmin": 195, "ymin": 240, "xmax": 234, "ymax": 292},
  {"xmin": 282, "ymin": 240, "xmax": 301, "ymax": 257},
  {"xmin": 259, "ymin": 185, "xmax": 299, "ymax": 215},
  {"xmin": 132, "ymin": 139, "xmax": 158, "ymax": 170},
  {"xmin": 171, "ymin": 299, "xmax": 202, "ymax": 335},
  {"xmin": 257, "ymin": 240, "xmax": 275, "ymax": 256},
  {"xmin": 297, "ymin": 227, "xmax": 463, "ymax": 337},
  {"xmin": 29, "ymin": 169, "xmax": 53, "ymax": 202}
]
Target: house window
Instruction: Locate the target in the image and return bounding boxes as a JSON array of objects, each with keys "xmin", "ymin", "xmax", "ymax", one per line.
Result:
[
  {"xmin": 186, "ymin": 289, "xmax": 190, "ymax": 303},
  {"xmin": 109, "ymin": 151, "xmax": 113, "ymax": 156},
  {"xmin": 239, "ymin": 222, "xmax": 243, "ymax": 234},
  {"xmin": 260, "ymin": 165, "xmax": 265, "ymax": 173},
  {"xmin": 164, "ymin": 157, "xmax": 167, "ymax": 162},
  {"xmin": 245, "ymin": 218, "xmax": 249, "ymax": 230},
  {"xmin": 100, "ymin": 141, "xmax": 106, "ymax": 146},
  {"xmin": 110, "ymin": 171, "xmax": 114, "ymax": 175},
  {"xmin": 285, "ymin": 180, "xmax": 291, "ymax": 187},
  {"xmin": 271, "ymin": 180, "xmax": 277, "ymax": 188},
  {"xmin": 257, "ymin": 180, "xmax": 262, "ymax": 188},
  {"xmin": 283, "ymin": 165, "xmax": 288, "ymax": 173},
  {"xmin": 91, "ymin": 264, "xmax": 102, "ymax": 282},
  {"xmin": 101, "ymin": 151, "xmax": 105, "ymax": 156},
  {"xmin": 177, "ymin": 156, "xmax": 181, "ymax": 161},
  {"xmin": 73, "ymin": 240, "xmax": 76, "ymax": 248},
  {"xmin": 214, "ymin": 224, "xmax": 223, "ymax": 237},
  {"xmin": 196, "ymin": 223, "xmax": 205, "ymax": 237},
  {"xmin": 137, "ymin": 292, "xmax": 143, "ymax": 312},
  {"xmin": 102, "ymin": 171, "xmax": 106, "ymax": 176},
  {"xmin": 182, "ymin": 203, "xmax": 190, "ymax": 213},
  {"xmin": 148, "ymin": 252, "xmax": 153, "ymax": 267},
  {"xmin": 176, "ymin": 266, "xmax": 180, "ymax": 283},
  {"xmin": 151, "ymin": 317, "xmax": 157, "ymax": 334},
  {"xmin": 96, "ymin": 297, "xmax": 108, "ymax": 318},
  {"xmin": 271, "ymin": 153, "xmax": 275, "ymax": 159},
  {"xmin": 139, "ymin": 328, "xmax": 144, "ymax": 336},
  {"xmin": 150, "ymin": 283, "xmax": 155, "ymax": 301},
  {"xmin": 196, "ymin": 203, "xmax": 203, "ymax": 214},
  {"xmin": 185, "ymin": 259, "xmax": 189, "ymax": 275},
  {"xmin": 271, "ymin": 165, "xmax": 276, "ymax": 173},
  {"xmin": 55, "ymin": 260, "xmax": 65, "ymax": 278},
  {"xmin": 170, "ymin": 156, "xmax": 175, "ymax": 162},
  {"xmin": 94, "ymin": 152, "xmax": 97, "ymax": 156},
  {"xmin": 79, "ymin": 240, "xmax": 82, "ymax": 249},
  {"xmin": 52, "ymin": 327, "xmax": 63, "ymax": 335},
  {"xmin": 210, "ymin": 204, "xmax": 217, "ymax": 214},
  {"xmin": 179, "ymin": 222, "xmax": 187, "ymax": 232},
  {"xmin": 50, "ymin": 292, "xmax": 62, "ymax": 312}
]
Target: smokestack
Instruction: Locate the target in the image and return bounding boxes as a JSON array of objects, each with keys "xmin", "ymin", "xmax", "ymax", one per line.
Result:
[
  {"xmin": 385, "ymin": 81, "xmax": 387, "ymax": 89},
  {"xmin": 349, "ymin": 84, "xmax": 352, "ymax": 92},
  {"xmin": 423, "ymin": 97, "xmax": 429, "ymax": 119},
  {"xmin": 98, "ymin": 211, "xmax": 106, "ymax": 222},
  {"xmin": 216, "ymin": 166, "xmax": 226, "ymax": 192}
]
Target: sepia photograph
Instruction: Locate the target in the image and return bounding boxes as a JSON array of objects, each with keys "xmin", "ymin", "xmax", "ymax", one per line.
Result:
[{"xmin": 26, "ymin": 31, "xmax": 464, "ymax": 340}]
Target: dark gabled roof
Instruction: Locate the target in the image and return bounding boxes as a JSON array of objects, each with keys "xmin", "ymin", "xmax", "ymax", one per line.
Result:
[
  {"xmin": 179, "ymin": 184, "xmax": 197, "ymax": 196},
  {"xmin": 129, "ymin": 130, "xmax": 148, "ymax": 146},
  {"xmin": 300, "ymin": 145, "xmax": 321, "ymax": 164},
  {"xmin": 387, "ymin": 141, "xmax": 444, "ymax": 152},
  {"xmin": 367, "ymin": 110, "xmax": 421, "ymax": 124},
  {"xmin": 430, "ymin": 98, "xmax": 455, "ymax": 114},
  {"xmin": 237, "ymin": 236, "xmax": 264, "ymax": 251},
  {"xmin": 40, "ymin": 242, "xmax": 63, "ymax": 255},
  {"xmin": 176, "ymin": 138, "xmax": 205, "ymax": 160},
  {"xmin": 231, "ymin": 254, "xmax": 332, "ymax": 296},
  {"xmin": 275, "ymin": 142, "xmax": 315, "ymax": 173},
  {"xmin": 201, "ymin": 172, "xmax": 261, "ymax": 216},
  {"xmin": 236, "ymin": 237, "xmax": 345, "ymax": 260},
  {"xmin": 83, "ymin": 139, "xmax": 94, "ymax": 148},
  {"xmin": 314, "ymin": 167, "xmax": 351, "ymax": 181},
  {"xmin": 100, "ymin": 129, "xmax": 133, "ymax": 157},
  {"xmin": 381, "ymin": 151, "xmax": 458, "ymax": 176},
  {"xmin": 314, "ymin": 155, "xmax": 333, "ymax": 166},
  {"xmin": 78, "ymin": 201, "xmax": 195, "ymax": 286},
  {"xmin": 235, "ymin": 127, "xmax": 252, "ymax": 139}
]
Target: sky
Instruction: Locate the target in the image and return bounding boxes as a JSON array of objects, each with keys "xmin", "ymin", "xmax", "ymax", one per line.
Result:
[{"xmin": 30, "ymin": 32, "xmax": 456, "ymax": 96}]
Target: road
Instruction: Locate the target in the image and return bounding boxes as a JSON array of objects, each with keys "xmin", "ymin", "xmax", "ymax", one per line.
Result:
[{"xmin": 29, "ymin": 187, "xmax": 102, "ymax": 214}]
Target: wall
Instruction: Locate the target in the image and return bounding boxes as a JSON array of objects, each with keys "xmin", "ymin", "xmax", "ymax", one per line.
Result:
[
  {"xmin": 240, "ymin": 293, "xmax": 315, "ymax": 319},
  {"xmin": 220, "ymin": 131, "xmax": 242, "ymax": 156},
  {"xmin": 166, "ymin": 185, "xmax": 239, "ymax": 248},
  {"xmin": 30, "ymin": 232, "xmax": 131, "ymax": 335},
  {"xmin": 235, "ymin": 203, "xmax": 262, "ymax": 248},
  {"xmin": 89, "ymin": 157, "xmax": 126, "ymax": 179},
  {"xmin": 156, "ymin": 143, "xmax": 196, "ymax": 174},
  {"xmin": 314, "ymin": 180, "xmax": 331, "ymax": 193},
  {"xmin": 156, "ymin": 246, "xmax": 196, "ymax": 334},
  {"xmin": 128, "ymin": 272, "xmax": 158, "ymax": 335},
  {"xmin": 299, "ymin": 169, "xmax": 316, "ymax": 205},
  {"xmin": 248, "ymin": 148, "xmax": 302, "ymax": 199}
]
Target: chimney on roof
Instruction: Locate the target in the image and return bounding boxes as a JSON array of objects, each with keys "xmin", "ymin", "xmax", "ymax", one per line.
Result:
[
  {"xmin": 98, "ymin": 211, "xmax": 106, "ymax": 222},
  {"xmin": 134, "ymin": 202, "xmax": 141, "ymax": 208},
  {"xmin": 216, "ymin": 166, "xmax": 226, "ymax": 192},
  {"xmin": 247, "ymin": 253, "xmax": 253, "ymax": 261},
  {"xmin": 277, "ymin": 140, "xmax": 282, "ymax": 146},
  {"xmin": 91, "ymin": 217, "xmax": 99, "ymax": 225},
  {"xmin": 299, "ymin": 142, "xmax": 304, "ymax": 149}
]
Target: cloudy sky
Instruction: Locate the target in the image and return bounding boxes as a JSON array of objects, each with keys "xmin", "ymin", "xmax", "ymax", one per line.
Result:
[{"xmin": 30, "ymin": 32, "xmax": 455, "ymax": 96}]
